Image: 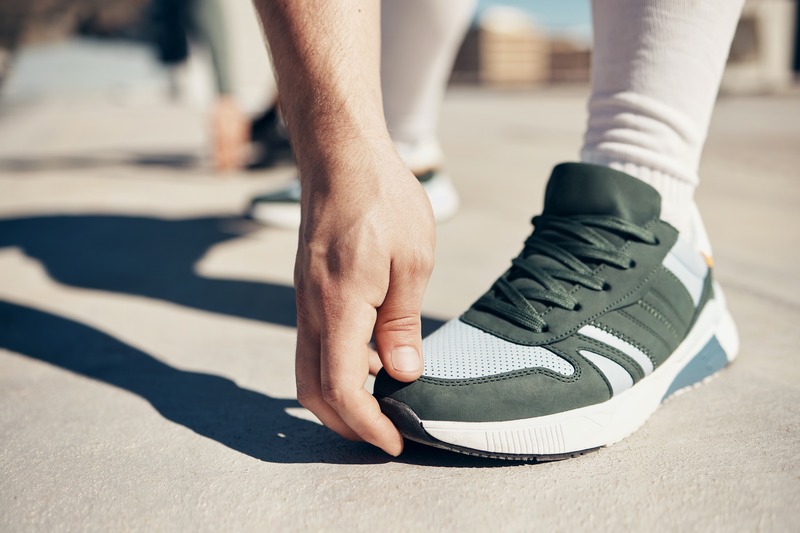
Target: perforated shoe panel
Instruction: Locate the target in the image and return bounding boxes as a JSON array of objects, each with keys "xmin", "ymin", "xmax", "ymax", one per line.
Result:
[{"xmin": 422, "ymin": 319, "xmax": 575, "ymax": 379}]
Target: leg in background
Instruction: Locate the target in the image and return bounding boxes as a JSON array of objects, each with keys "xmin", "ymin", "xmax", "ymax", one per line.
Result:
[{"xmin": 381, "ymin": 0, "xmax": 476, "ymax": 172}]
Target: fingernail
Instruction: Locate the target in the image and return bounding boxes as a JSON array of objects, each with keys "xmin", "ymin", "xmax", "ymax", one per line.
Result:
[{"xmin": 391, "ymin": 346, "xmax": 421, "ymax": 373}]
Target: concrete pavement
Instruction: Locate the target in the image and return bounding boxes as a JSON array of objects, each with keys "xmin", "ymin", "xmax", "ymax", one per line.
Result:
[{"xmin": 1, "ymin": 41, "xmax": 799, "ymax": 531}]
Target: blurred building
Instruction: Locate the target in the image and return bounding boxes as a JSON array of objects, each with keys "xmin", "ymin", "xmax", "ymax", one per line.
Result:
[
  {"xmin": 722, "ymin": 0, "xmax": 798, "ymax": 94},
  {"xmin": 477, "ymin": 8, "xmax": 550, "ymax": 86},
  {"xmin": 0, "ymin": 0, "xmax": 150, "ymax": 88},
  {"xmin": 0, "ymin": 0, "xmax": 149, "ymax": 44},
  {"xmin": 453, "ymin": 1, "xmax": 798, "ymax": 91},
  {"xmin": 451, "ymin": 7, "xmax": 591, "ymax": 87},
  {"xmin": 3, "ymin": 1, "xmax": 798, "ymax": 93}
]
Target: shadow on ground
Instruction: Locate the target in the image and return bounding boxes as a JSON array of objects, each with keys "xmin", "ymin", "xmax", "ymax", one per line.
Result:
[
  {"xmin": 0, "ymin": 300, "xmax": 391, "ymax": 464},
  {"xmin": 0, "ymin": 214, "xmax": 464, "ymax": 465},
  {"xmin": 0, "ymin": 214, "xmax": 299, "ymax": 326},
  {"xmin": 0, "ymin": 152, "xmax": 200, "ymax": 172},
  {"xmin": 0, "ymin": 214, "xmax": 446, "ymax": 334}
]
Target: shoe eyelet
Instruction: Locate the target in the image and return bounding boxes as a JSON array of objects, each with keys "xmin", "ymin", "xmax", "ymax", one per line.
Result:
[
  {"xmin": 541, "ymin": 325, "xmax": 550, "ymax": 333},
  {"xmin": 602, "ymin": 282, "xmax": 611, "ymax": 291},
  {"xmin": 573, "ymin": 303, "xmax": 582, "ymax": 311},
  {"xmin": 628, "ymin": 260, "xmax": 636, "ymax": 268}
]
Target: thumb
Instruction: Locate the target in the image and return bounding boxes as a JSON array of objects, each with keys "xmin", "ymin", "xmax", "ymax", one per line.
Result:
[{"xmin": 373, "ymin": 269, "xmax": 427, "ymax": 383}]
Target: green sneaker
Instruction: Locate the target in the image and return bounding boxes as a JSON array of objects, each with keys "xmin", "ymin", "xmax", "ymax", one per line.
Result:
[{"xmin": 375, "ymin": 163, "xmax": 738, "ymax": 460}]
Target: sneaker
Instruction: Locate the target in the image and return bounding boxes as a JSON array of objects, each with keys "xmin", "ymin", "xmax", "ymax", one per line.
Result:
[
  {"xmin": 374, "ymin": 162, "xmax": 738, "ymax": 460},
  {"xmin": 247, "ymin": 105, "xmax": 294, "ymax": 170},
  {"xmin": 248, "ymin": 169, "xmax": 460, "ymax": 229}
]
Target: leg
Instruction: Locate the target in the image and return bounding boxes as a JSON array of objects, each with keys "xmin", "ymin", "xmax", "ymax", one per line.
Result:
[
  {"xmin": 381, "ymin": 0, "xmax": 476, "ymax": 172},
  {"xmin": 581, "ymin": 0, "xmax": 745, "ymax": 235},
  {"xmin": 249, "ymin": 0, "xmax": 476, "ymax": 227},
  {"xmin": 375, "ymin": 1, "xmax": 746, "ymax": 459}
]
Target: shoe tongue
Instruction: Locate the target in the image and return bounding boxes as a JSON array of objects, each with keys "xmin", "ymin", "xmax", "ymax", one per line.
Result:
[
  {"xmin": 508, "ymin": 163, "xmax": 661, "ymax": 315},
  {"xmin": 465, "ymin": 164, "xmax": 664, "ymax": 332},
  {"xmin": 542, "ymin": 163, "xmax": 661, "ymax": 225}
]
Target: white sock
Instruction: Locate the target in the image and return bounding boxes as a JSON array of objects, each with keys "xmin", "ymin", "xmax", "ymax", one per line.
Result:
[
  {"xmin": 581, "ymin": 0, "xmax": 745, "ymax": 235},
  {"xmin": 381, "ymin": 0, "xmax": 476, "ymax": 171}
]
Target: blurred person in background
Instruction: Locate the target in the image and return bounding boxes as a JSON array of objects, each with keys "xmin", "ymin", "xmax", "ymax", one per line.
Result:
[
  {"xmin": 0, "ymin": 1, "xmax": 32, "ymax": 90},
  {"xmin": 150, "ymin": 0, "xmax": 287, "ymax": 171},
  {"xmin": 252, "ymin": 0, "xmax": 746, "ymax": 461}
]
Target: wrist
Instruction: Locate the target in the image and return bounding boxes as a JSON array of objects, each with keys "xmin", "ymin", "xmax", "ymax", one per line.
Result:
[{"xmin": 294, "ymin": 129, "xmax": 402, "ymax": 188}]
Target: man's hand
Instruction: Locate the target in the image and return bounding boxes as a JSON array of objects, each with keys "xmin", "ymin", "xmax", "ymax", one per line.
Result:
[
  {"xmin": 294, "ymin": 153, "xmax": 435, "ymax": 456},
  {"xmin": 253, "ymin": 0, "xmax": 431, "ymax": 455}
]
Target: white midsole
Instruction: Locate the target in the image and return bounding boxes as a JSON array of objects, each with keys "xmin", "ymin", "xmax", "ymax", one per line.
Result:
[
  {"xmin": 421, "ymin": 283, "xmax": 739, "ymax": 456},
  {"xmin": 421, "ymin": 172, "xmax": 459, "ymax": 223},
  {"xmin": 250, "ymin": 202, "xmax": 302, "ymax": 229}
]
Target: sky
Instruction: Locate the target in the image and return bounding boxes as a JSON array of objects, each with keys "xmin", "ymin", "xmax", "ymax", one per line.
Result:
[{"xmin": 475, "ymin": 0, "xmax": 592, "ymax": 39}]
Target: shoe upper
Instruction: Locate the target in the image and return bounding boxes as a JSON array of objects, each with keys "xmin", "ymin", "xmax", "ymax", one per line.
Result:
[{"xmin": 374, "ymin": 163, "xmax": 714, "ymax": 422}]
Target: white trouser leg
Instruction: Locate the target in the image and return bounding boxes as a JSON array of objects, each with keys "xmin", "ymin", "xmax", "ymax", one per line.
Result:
[
  {"xmin": 218, "ymin": 0, "xmax": 277, "ymax": 116},
  {"xmin": 381, "ymin": 0, "xmax": 476, "ymax": 171}
]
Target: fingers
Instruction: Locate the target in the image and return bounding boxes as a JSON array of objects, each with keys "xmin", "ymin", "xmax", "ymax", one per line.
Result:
[
  {"xmin": 373, "ymin": 255, "xmax": 432, "ymax": 382},
  {"xmin": 291, "ymin": 168, "xmax": 434, "ymax": 457},
  {"xmin": 295, "ymin": 306, "xmax": 404, "ymax": 456},
  {"xmin": 295, "ymin": 322, "xmax": 361, "ymax": 442},
  {"xmin": 319, "ymin": 302, "xmax": 404, "ymax": 456},
  {"xmin": 367, "ymin": 347, "xmax": 382, "ymax": 377}
]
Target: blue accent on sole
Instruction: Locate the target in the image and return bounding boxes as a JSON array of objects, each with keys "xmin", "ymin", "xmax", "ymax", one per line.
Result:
[{"xmin": 663, "ymin": 336, "xmax": 728, "ymax": 400}]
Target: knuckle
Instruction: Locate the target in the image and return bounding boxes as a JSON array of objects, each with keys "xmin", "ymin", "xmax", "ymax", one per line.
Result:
[
  {"xmin": 297, "ymin": 392, "xmax": 324, "ymax": 413},
  {"xmin": 295, "ymin": 382, "xmax": 321, "ymax": 409},
  {"xmin": 296, "ymin": 393, "xmax": 315, "ymax": 410},
  {"xmin": 293, "ymin": 263, "xmax": 306, "ymax": 290},
  {"xmin": 296, "ymin": 394, "xmax": 315, "ymax": 411},
  {"xmin": 295, "ymin": 293, "xmax": 314, "ymax": 324},
  {"xmin": 400, "ymin": 249, "xmax": 434, "ymax": 278},
  {"xmin": 417, "ymin": 248, "xmax": 435, "ymax": 272},
  {"xmin": 377, "ymin": 313, "xmax": 420, "ymax": 333},
  {"xmin": 296, "ymin": 261, "xmax": 343, "ymax": 301},
  {"xmin": 319, "ymin": 381, "xmax": 349, "ymax": 407}
]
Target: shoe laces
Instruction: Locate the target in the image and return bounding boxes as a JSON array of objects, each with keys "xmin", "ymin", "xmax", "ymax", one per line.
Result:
[{"xmin": 474, "ymin": 214, "xmax": 658, "ymax": 332}]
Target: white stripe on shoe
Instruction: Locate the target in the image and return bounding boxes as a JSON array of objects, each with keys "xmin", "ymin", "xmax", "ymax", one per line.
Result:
[
  {"xmin": 578, "ymin": 324, "xmax": 654, "ymax": 375},
  {"xmin": 662, "ymin": 237, "xmax": 709, "ymax": 305},
  {"xmin": 579, "ymin": 350, "xmax": 634, "ymax": 396}
]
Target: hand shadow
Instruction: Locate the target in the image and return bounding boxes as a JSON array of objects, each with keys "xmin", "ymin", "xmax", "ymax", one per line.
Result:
[
  {"xmin": 0, "ymin": 214, "xmax": 299, "ymax": 327},
  {"xmin": 0, "ymin": 300, "xmax": 388, "ymax": 465},
  {"xmin": 0, "ymin": 213, "xmax": 448, "ymax": 464},
  {"xmin": 0, "ymin": 151, "xmax": 199, "ymax": 173},
  {"xmin": 0, "ymin": 214, "xmax": 445, "ymax": 335}
]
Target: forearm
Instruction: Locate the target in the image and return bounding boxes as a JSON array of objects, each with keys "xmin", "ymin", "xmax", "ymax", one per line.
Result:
[
  {"xmin": 254, "ymin": 1, "xmax": 433, "ymax": 458},
  {"xmin": 253, "ymin": 0, "xmax": 392, "ymax": 181}
]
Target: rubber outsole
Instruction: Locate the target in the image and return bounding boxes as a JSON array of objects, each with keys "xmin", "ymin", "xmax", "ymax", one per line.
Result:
[{"xmin": 378, "ymin": 397, "xmax": 599, "ymax": 462}]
